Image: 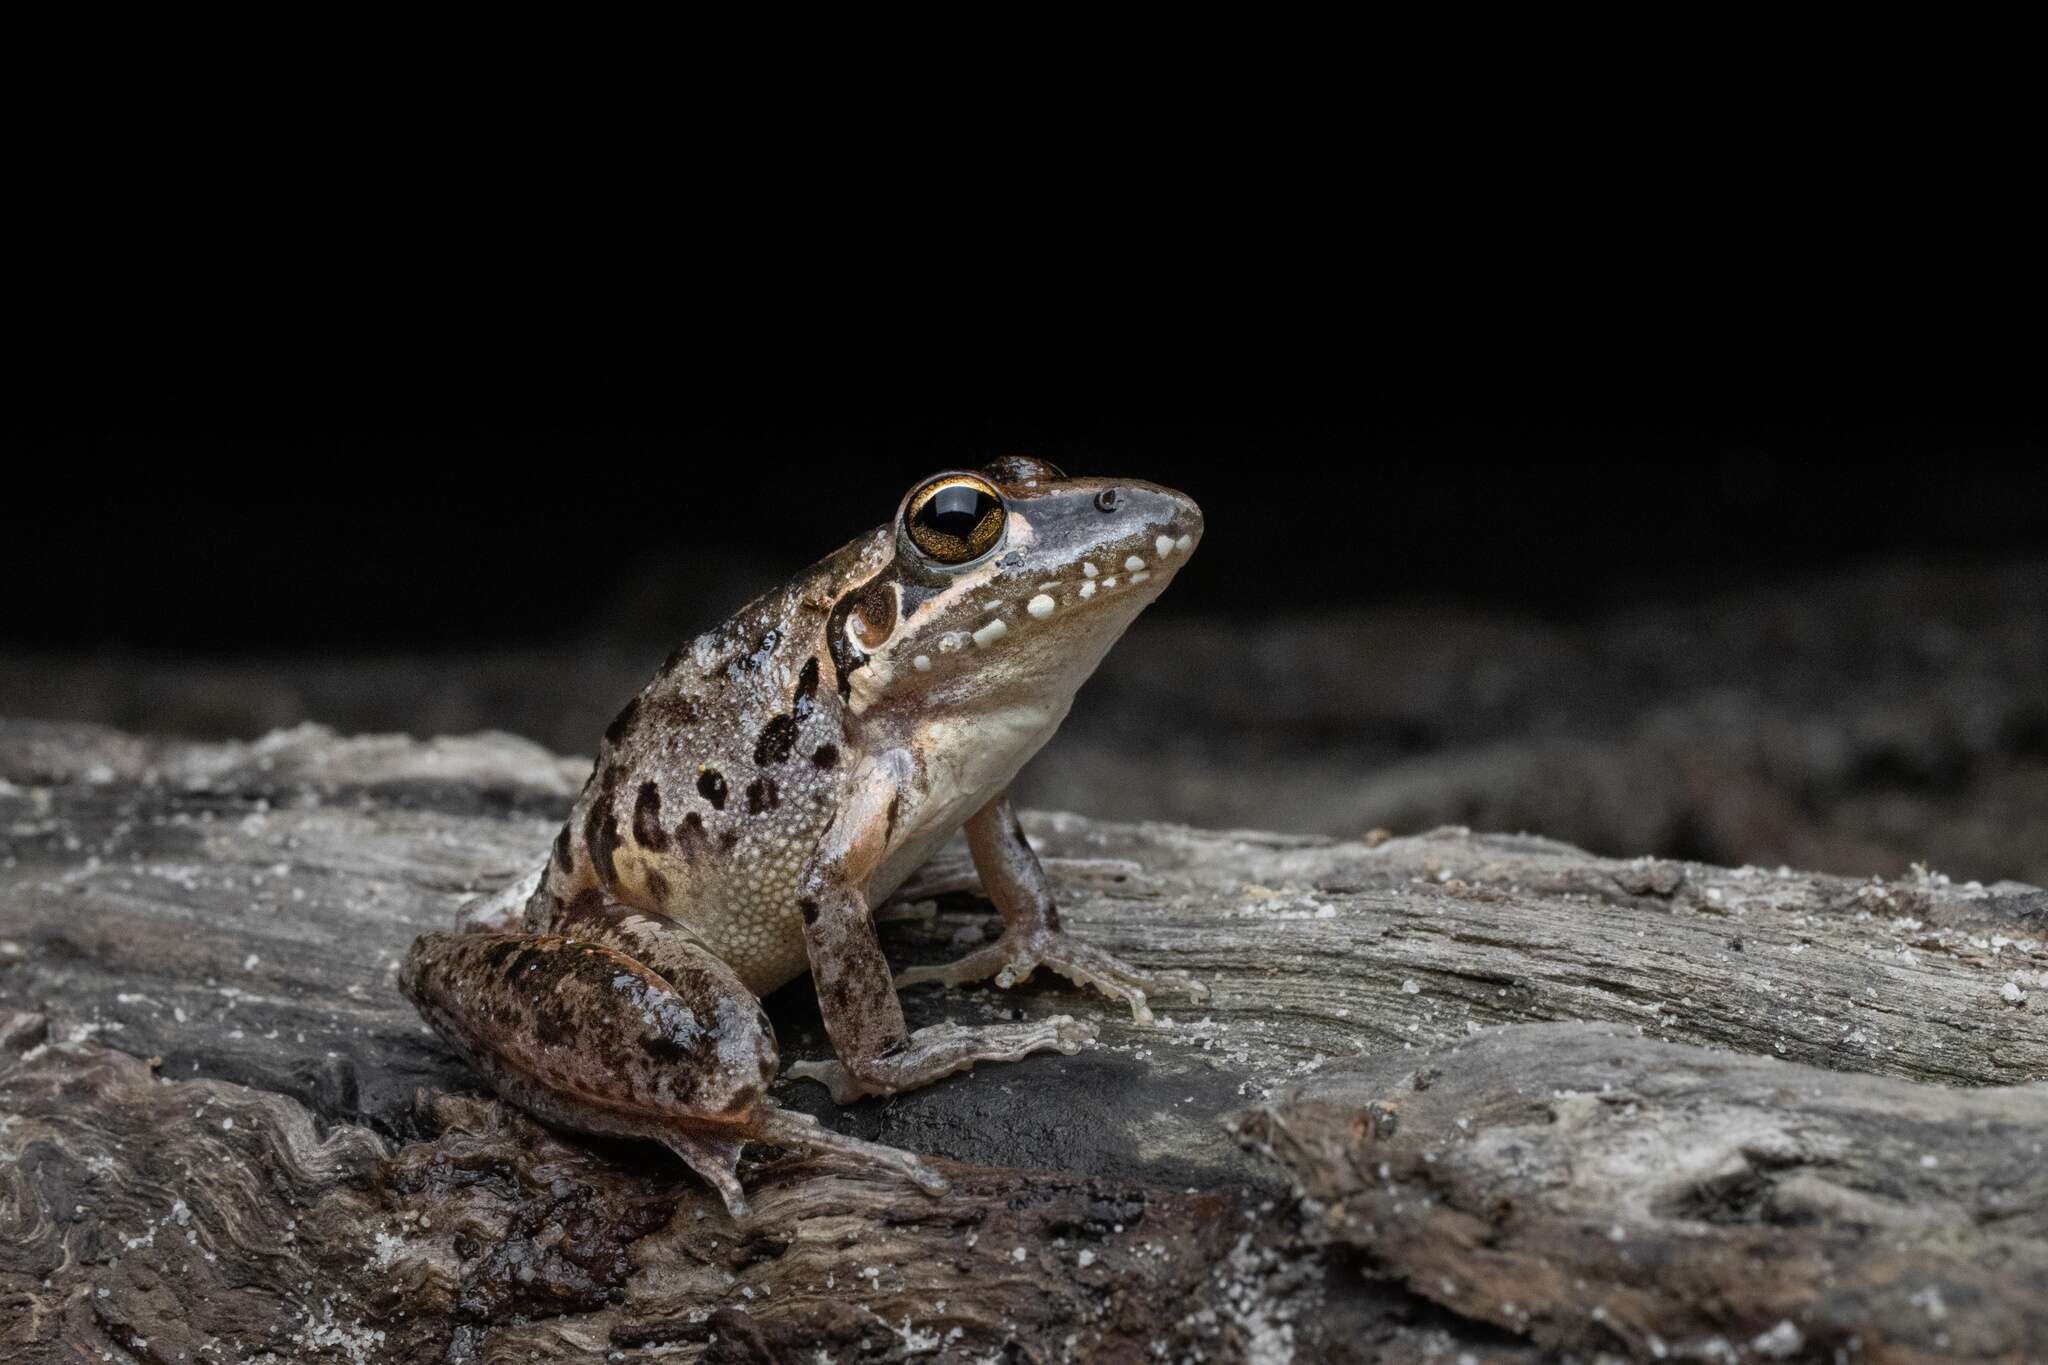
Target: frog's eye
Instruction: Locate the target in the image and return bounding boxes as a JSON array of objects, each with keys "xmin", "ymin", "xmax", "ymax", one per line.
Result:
[{"xmin": 904, "ymin": 473, "xmax": 1006, "ymax": 565}]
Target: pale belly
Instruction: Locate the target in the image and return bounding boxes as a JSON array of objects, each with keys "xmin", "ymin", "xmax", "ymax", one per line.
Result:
[{"xmin": 640, "ymin": 700, "xmax": 1069, "ymax": 999}]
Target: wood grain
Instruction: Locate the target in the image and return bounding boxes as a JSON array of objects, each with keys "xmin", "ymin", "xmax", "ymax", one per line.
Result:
[{"xmin": 2, "ymin": 719, "xmax": 2043, "ymax": 1362}]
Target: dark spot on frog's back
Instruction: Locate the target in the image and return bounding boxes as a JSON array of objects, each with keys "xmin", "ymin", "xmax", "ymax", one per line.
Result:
[
  {"xmin": 632, "ymin": 782, "xmax": 668, "ymax": 851},
  {"xmin": 675, "ymin": 811, "xmax": 707, "ymax": 857},
  {"xmin": 647, "ymin": 692, "xmax": 701, "ymax": 727},
  {"xmin": 794, "ymin": 656, "xmax": 820, "ymax": 714},
  {"xmin": 584, "ymin": 800, "xmax": 623, "ymax": 888},
  {"xmin": 745, "ymin": 777, "xmax": 779, "ymax": 814},
  {"xmin": 812, "ymin": 743, "xmax": 839, "ymax": 770},
  {"xmin": 552, "ymin": 825, "xmax": 574, "ymax": 872},
  {"xmin": 755, "ymin": 714, "xmax": 798, "ymax": 766},
  {"xmin": 604, "ymin": 697, "xmax": 640, "ymax": 747},
  {"xmin": 697, "ymin": 769, "xmax": 728, "ymax": 810}
]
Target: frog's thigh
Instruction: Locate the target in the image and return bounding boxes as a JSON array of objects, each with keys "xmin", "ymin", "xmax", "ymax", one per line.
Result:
[
  {"xmin": 400, "ymin": 928, "xmax": 777, "ymax": 1211},
  {"xmin": 545, "ymin": 889, "xmax": 769, "ymax": 1021}
]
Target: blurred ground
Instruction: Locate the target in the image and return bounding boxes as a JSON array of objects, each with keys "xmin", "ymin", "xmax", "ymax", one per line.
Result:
[{"xmin": 4, "ymin": 555, "xmax": 2043, "ymax": 887}]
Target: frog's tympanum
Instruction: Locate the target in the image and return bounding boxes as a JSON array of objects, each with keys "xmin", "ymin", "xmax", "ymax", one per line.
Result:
[{"xmin": 402, "ymin": 457, "xmax": 1204, "ymax": 1214}]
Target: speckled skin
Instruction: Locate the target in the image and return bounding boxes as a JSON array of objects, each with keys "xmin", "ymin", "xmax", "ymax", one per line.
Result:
[{"xmin": 402, "ymin": 456, "xmax": 1204, "ymax": 1215}]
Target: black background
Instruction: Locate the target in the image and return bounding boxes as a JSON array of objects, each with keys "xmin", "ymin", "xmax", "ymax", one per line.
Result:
[{"xmin": 6, "ymin": 382, "xmax": 2044, "ymax": 653}]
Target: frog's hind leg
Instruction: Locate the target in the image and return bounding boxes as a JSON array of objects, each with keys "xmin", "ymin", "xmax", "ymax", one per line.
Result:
[
  {"xmin": 400, "ymin": 925, "xmax": 945, "ymax": 1218},
  {"xmin": 534, "ymin": 897, "xmax": 952, "ymax": 1194},
  {"xmin": 893, "ymin": 792, "xmax": 1208, "ymax": 1025}
]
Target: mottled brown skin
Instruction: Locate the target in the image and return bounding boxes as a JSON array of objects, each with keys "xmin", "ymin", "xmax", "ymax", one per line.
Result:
[{"xmin": 403, "ymin": 455, "xmax": 1205, "ymax": 1214}]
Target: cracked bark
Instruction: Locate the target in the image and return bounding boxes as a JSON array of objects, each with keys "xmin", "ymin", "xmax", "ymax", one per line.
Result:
[{"xmin": 2, "ymin": 720, "xmax": 2044, "ymax": 1362}]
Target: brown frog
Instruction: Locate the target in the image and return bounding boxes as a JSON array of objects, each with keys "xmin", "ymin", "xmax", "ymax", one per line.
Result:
[{"xmin": 401, "ymin": 456, "xmax": 1205, "ymax": 1214}]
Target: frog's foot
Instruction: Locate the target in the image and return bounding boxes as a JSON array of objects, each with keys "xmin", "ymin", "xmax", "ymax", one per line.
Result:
[
  {"xmin": 657, "ymin": 1111, "xmax": 945, "ymax": 1218},
  {"xmin": 658, "ymin": 1126, "xmax": 752, "ymax": 1219},
  {"xmin": 749, "ymin": 1106, "xmax": 948, "ymax": 1196},
  {"xmin": 896, "ymin": 928, "xmax": 1207, "ymax": 1026},
  {"xmin": 784, "ymin": 1016, "xmax": 1096, "ymax": 1104}
]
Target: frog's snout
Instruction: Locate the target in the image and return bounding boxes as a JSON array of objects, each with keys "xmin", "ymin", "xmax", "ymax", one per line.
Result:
[
  {"xmin": 1167, "ymin": 488, "xmax": 1204, "ymax": 549},
  {"xmin": 1096, "ymin": 479, "xmax": 1203, "ymax": 562}
]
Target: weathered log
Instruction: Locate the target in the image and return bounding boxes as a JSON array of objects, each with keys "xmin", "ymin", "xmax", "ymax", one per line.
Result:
[
  {"xmin": 2, "ymin": 719, "xmax": 2044, "ymax": 1362},
  {"xmin": 1240, "ymin": 1023, "xmax": 2048, "ymax": 1363}
]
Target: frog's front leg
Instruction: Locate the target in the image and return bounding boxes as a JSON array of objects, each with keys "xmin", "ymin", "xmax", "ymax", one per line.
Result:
[
  {"xmin": 782, "ymin": 755, "xmax": 1096, "ymax": 1104},
  {"xmin": 894, "ymin": 792, "xmax": 1208, "ymax": 1024}
]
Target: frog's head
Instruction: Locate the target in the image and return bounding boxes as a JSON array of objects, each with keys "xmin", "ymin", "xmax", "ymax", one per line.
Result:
[{"xmin": 832, "ymin": 455, "xmax": 1203, "ymax": 723}]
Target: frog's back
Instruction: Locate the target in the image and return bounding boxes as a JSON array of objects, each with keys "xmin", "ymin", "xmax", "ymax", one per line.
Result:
[{"xmin": 534, "ymin": 534, "xmax": 882, "ymax": 995}]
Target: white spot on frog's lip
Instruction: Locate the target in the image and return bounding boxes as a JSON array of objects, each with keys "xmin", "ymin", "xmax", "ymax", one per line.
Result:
[
  {"xmin": 972, "ymin": 619, "xmax": 1009, "ymax": 647},
  {"xmin": 1124, "ymin": 555, "xmax": 1146, "ymax": 572},
  {"xmin": 1103, "ymin": 576, "xmax": 1119, "ymax": 588},
  {"xmin": 1078, "ymin": 579, "xmax": 1097, "ymax": 600},
  {"xmin": 937, "ymin": 632, "xmax": 967, "ymax": 653},
  {"xmin": 913, "ymin": 654, "xmax": 932, "ymax": 671},
  {"xmin": 1081, "ymin": 562, "xmax": 1098, "ymax": 578},
  {"xmin": 1175, "ymin": 533, "xmax": 1194, "ymax": 552},
  {"xmin": 1027, "ymin": 593, "xmax": 1056, "ymax": 619},
  {"xmin": 1130, "ymin": 570, "xmax": 1151, "ymax": 584},
  {"xmin": 1155, "ymin": 534, "xmax": 1175, "ymax": 558},
  {"xmin": 1037, "ymin": 580, "xmax": 1062, "ymax": 591}
]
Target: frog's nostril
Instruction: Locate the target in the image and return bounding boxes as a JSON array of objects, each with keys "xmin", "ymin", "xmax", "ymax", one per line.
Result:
[{"xmin": 1094, "ymin": 489, "xmax": 1123, "ymax": 513}]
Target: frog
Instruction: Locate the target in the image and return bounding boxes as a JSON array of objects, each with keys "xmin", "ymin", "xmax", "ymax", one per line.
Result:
[{"xmin": 400, "ymin": 454, "xmax": 1205, "ymax": 1216}]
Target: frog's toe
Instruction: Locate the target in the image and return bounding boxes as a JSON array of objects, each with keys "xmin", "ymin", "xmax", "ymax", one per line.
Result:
[
  {"xmin": 899, "ymin": 929, "xmax": 1205, "ymax": 1025},
  {"xmin": 1044, "ymin": 1013, "xmax": 1098, "ymax": 1051},
  {"xmin": 781, "ymin": 1057, "xmax": 871, "ymax": 1105},
  {"xmin": 659, "ymin": 1127, "xmax": 750, "ymax": 1219},
  {"xmin": 893, "ymin": 940, "xmax": 1014, "ymax": 993},
  {"xmin": 751, "ymin": 1106, "xmax": 949, "ymax": 1197},
  {"xmin": 1031, "ymin": 937, "xmax": 1207, "ymax": 1025}
]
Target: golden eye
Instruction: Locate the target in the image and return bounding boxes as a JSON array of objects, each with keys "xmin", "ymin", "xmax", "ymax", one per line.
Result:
[{"xmin": 904, "ymin": 474, "xmax": 1005, "ymax": 565}]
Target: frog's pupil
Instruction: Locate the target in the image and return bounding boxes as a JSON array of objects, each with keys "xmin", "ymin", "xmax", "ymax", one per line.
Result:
[{"xmin": 920, "ymin": 485, "xmax": 991, "ymax": 538}]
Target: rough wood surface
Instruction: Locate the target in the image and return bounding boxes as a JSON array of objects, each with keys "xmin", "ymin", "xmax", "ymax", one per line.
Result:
[
  {"xmin": 1241, "ymin": 1024, "xmax": 2048, "ymax": 1363},
  {"xmin": 2, "ymin": 719, "xmax": 2045, "ymax": 1362}
]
